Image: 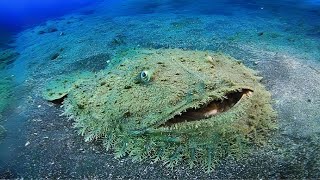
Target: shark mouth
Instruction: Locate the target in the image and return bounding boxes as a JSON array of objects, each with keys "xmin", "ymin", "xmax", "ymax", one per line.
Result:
[{"xmin": 162, "ymin": 89, "xmax": 253, "ymax": 127}]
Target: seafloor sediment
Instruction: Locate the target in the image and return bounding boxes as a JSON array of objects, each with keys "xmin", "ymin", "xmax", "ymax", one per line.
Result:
[{"xmin": 0, "ymin": 1, "xmax": 319, "ymax": 179}]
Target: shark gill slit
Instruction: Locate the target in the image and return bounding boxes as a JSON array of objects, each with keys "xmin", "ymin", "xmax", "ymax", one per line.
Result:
[{"xmin": 162, "ymin": 89, "xmax": 253, "ymax": 127}]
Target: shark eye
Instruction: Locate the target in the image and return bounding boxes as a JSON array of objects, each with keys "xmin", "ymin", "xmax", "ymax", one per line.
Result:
[{"xmin": 140, "ymin": 70, "xmax": 151, "ymax": 83}]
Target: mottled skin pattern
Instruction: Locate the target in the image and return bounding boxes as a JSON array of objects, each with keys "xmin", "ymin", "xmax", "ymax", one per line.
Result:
[{"xmin": 44, "ymin": 49, "xmax": 276, "ymax": 172}]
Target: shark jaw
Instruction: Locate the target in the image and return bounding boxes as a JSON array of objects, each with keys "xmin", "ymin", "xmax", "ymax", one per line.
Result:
[{"xmin": 162, "ymin": 89, "xmax": 253, "ymax": 127}]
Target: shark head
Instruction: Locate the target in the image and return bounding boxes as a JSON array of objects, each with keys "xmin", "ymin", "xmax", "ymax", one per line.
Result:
[{"xmin": 44, "ymin": 48, "xmax": 276, "ymax": 171}]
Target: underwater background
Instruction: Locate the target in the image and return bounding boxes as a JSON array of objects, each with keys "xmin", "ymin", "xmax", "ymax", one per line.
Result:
[{"xmin": 0, "ymin": 0, "xmax": 320, "ymax": 178}]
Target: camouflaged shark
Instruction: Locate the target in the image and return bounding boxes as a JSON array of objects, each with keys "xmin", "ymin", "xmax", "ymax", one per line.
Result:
[{"xmin": 43, "ymin": 48, "xmax": 276, "ymax": 172}]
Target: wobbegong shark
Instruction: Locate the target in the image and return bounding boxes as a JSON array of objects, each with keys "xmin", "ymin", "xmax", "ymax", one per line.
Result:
[{"xmin": 43, "ymin": 48, "xmax": 277, "ymax": 172}]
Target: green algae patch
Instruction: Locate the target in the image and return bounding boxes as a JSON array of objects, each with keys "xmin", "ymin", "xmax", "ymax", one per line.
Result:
[
  {"xmin": 0, "ymin": 75, "xmax": 13, "ymax": 112},
  {"xmin": 0, "ymin": 72, "xmax": 14, "ymax": 143},
  {"xmin": 0, "ymin": 123, "xmax": 5, "ymax": 142},
  {"xmin": 0, "ymin": 48, "xmax": 19, "ymax": 70},
  {"xmin": 42, "ymin": 71, "xmax": 94, "ymax": 102},
  {"xmin": 45, "ymin": 48, "xmax": 277, "ymax": 172}
]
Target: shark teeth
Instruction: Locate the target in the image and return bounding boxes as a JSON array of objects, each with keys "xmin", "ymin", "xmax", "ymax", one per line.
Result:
[{"xmin": 161, "ymin": 89, "xmax": 253, "ymax": 127}]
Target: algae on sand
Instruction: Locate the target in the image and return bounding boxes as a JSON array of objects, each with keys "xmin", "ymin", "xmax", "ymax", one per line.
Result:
[
  {"xmin": 0, "ymin": 48, "xmax": 19, "ymax": 70},
  {"xmin": 0, "ymin": 75, "xmax": 13, "ymax": 112},
  {"xmin": 43, "ymin": 48, "xmax": 277, "ymax": 172},
  {"xmin": 0, "ymin": 122, "xmax": 5, "ymax": 142},
  {"xmin": 0, "ymin": 72, "xmax": 14, "ymax": 142},
  {"xmin": 0, "ymin": 48, "xmax": 19, "ymax": 142}
]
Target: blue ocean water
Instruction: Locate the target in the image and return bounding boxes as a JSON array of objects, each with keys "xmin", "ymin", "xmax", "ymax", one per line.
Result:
[{"xmin": 0, "ymin": 0, "xmax": 320, "ymax": 179}]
